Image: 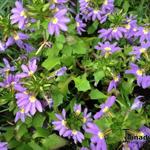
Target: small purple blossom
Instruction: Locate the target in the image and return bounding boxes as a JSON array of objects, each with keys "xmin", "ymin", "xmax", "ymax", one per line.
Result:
[
  {"xmin": 55, "ymin": 66, "xmax": 67, "ymax": 76},
  {"xmin": 0, "ymin": 142, "xmax": 7, "ymax": 150},
  {"xmin": 98, "ymin": 27, "xmax": 126, "ymax": 41},
  {"xmin": 140, "ymin": 75, "xmax": 150, "ymax": 89},
  {"xmin": 135, "ymin": 27, "xmax": 150, "ymax": 43},
  {"xmin": 87, "ymin": 9, "xmax": 101, "ymax": 21},
  {"xmin": 75, "ymin": 15, "xmax": 86, "ymax": 35},
  {"xmin": 17, "ymin": 59, "xmax": 37, "ymax": 78},
  {"xmin": 74, "ymin": 104, "xmax": 82, "ymax": 115},
  {"xmin": 130, "ymin": 42, "xmax": 150, "ymax": 59},
  {"xmin": 94, "ymin": 96, "xmax": 116, "ymax": 119},
  {"xmin": 52, "ymin": 109, "xmax": 69, "ymax": 136},
  {"xmin": 48, "ymin": 9, "xmax": 70, "ymax": 35},
  {"xmin": 0, "ymin": 41, "xmax": 6, "ymax": 52},
  {"xmin": 125, "ymin": 63, "xmax": 144, "ymax": 86},
  {"xmin": 15, "ymin": 108, "xmax": 30, "ymax": 122},
  {"xmin": 71, "ymin": 130, "xmax": 84, "ymax": 143},
  {"xmin": 107, "ymin": 75, "xmax": 120, "ymax": 92},
  {"xmin": 86, "ymin": 123, "xmax": 107, "ymax": 150},
  {"xmin": 10, "ymin": 1, "xmax": 28, "ymax": 29},
  {"xmin": 131, "ymin": 96, "xmax": 144, "ymax": 110},
  {"xmin": 5, "ymin": 32, "xmax": 34, "ymax": 52},
  {"xmin": 0, "ymin": 58, "xmax": 15, "ymax": 75},
  {"xmin": 95, "ymin": 41, "xmax": 121, "ymax": 56},
  {"xmin": 16, "ymin": 92, "xmax": 43, "ymax": 115},
  {"xmin": 82, "ymin": 108, "xmax": 92, "ymax": 128}
]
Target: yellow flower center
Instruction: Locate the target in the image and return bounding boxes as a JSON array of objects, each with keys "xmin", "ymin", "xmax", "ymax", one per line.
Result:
[
  {"xmin": 75, "ymin": 110, "xmax": 81, "ymax": 115},
  {"xmin": 136, "ymin": 69, "xmax": 143, "ymax": 76},
  {"xmin": 20, "ymin": 10, "xmax": 27, "ymax": 18},
  {"xmin": 140, "ymin": 48, "xmax": 146, "ymax": 53},
  {"xmin": 98, "ymin": 132, "xmax": 104, "ymax": 139},
  {"xmin": 24, "ymin": 91, "xmax": 28, "ymax": 95},
  {"xmin": 29, "ymin": 96, "xmax": 36, "ymax": 103},
  {"xmin": 137, "ymin": 132, "xmax": 144, "ymax": 137},
  {"xmin": 53, "ymin": 0, "xmax": 57, "ymax": 3},
  {"xmin": 104, "ymin": 47, "xmax": 111, "ymax": 51},
  {"xmin": 61, "ymin": 120, "xmax": 66, "ymax": 126},
  {"xmin": 143, "ymin": 29, "xmax": 149, "ymax": 34},
  {"xmin": 94, "ymin": 10, "xmax": 99, "ymax": 14},
  {"xmin": 83, "ymin": 117, "xmax": 87, "ymax": 123},
  {"xmin": 52, "ymin": 17, "xmax": 58, "ymax": 24},
  {"xmin": 85, "ymin": 0, "xmax": 89, "ymax": 2},
  {"xmin": 104, "ymin": 0, "xmax": 108, "ymax": 5},
  {"xmin": 113, "ymin": 28, "xmax": 118, "ymax": 32},
  {"xmin": 102, "ymin": 106, "xmax": 109, "ymax": 113},
  {"xmin": 72, "ymin": 130, "xmax": 77, "ymax": 135},
  {"xmin": 76, "ymin": 22, "xmax": 80, "ymax": 27},
  {"xmin": 28, "ymin": 71, "xmax": 34, "ymax": 76},
  {"xmin": 14, "ymin": 34, "xmax": 20, "ymax": 40},
  {"xmin": 20, "ymin": 108, "xmax": 25, "ymax": 113},
  {"xmin": 125, "ymin": 24, "xmax": 131, "ymax": 30},
  {"xmin": 114, "ymin": 76, "xmax": 119, "ymax": 82}
]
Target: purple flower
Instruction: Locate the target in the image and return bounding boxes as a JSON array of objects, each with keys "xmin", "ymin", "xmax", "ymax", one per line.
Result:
[
  {"xmin": 0, "ymin": 74, "xmax": 24, "ymax": 92},
  {"xmin": 135, "ymin": 27, "xmax": 150, "ymax": 42},
  {"xmin": 48, "ymin": 9, "xmax": 70, "ymax": 35},
  {"xmin": 131, "ymin": 96, "xmax": 144, "ymax": 110},
  {"xmin": 80, "ymin": 147, "xmax": 89, "ymax": 150},
  {"xmin": 0, "ymin": 58, "xmax": 15, "ymax": 75},
  {"xmin": 0, "ymin": 142, "xmax": 7, "ymax": 150},
  {"xmin": 71, "ymin": 130, "xmax": 84, "ymax": 143},
  {"xmin": 52, "ymin": 109, "xmax": 69, "ymax": 136},
  {"xmin": 107, "ymin": 75, "xmax": 120, "ymax": 92},
  {"xmin": 140, "ymin": 126, "xmax": 150, "ymax": 137},
  {"xmin": 140, "ymin": 75, "xmax": 150, "ymax": 89},
  {"xmin": 74, "ymin": 104, "xmax": 82, "ymax": 115},
  {"xmin": 94, "ymin": 96, "xmax": 116, "ymax": 119},
  {"xmin": 75, "ymin": 15, "xmax": 86, "ymax": 35},
  {"xmin": 0, "ymin": 41, "xmax": 6, "ymax": 52},
  {"xmin": 87, "ymin": 8, "xmax": 101, "ymax": 21},
  {"xmin": 125, "ymin": 63, "xmax": 144, "ymax": 86},
  {"xmin": 10, "ymin": 1, "xmax": 28, "ymax": 29},
  {"xmin": 17, "ymin": 59, "xmax": 37, "ymax": 78},
  {"xmin": 15, "ymin": 107, "xmax": 30, "ymax": 122},
  {"xmin": 55, "ymin": 66, "xmax": 67, "ymax": 76},
  {"xmin": 16, "ymin": 92, "xmax": 43, "ymax": 115},
  {"xmin": 128, "ymin": 141, "xmax": 144, "ymax": 150},
  {"xmin": 102, "ymin": 0, "xmax": 114, "ymax": 12},
  {"xmin": 98, "ymin": 27, "xmax": 126, "ymax": 41},
  {"xmin": 79, "ymin": 0, "xmax": 90, "ymax": 13},
  {"xmin": 86, "ymin": 123, "xmax": 107, "ymax": 150},
  {"xmin": 5, "ymin": 32, "xmax": 34, "ymax": 52},
  {"xmin": 130, "ymin": 42, "xmax": 150, "ymax": 59},
  {"xmin": 95, "ymin": 41, "xmax": 121, "ymax": 56},
  {"xmin": 82, "ymin": 108, "xmax": 92, "ymax": 128},
  {"xmin": 53, "ymin": 0, "xmax": 68, "ymax": 4}
]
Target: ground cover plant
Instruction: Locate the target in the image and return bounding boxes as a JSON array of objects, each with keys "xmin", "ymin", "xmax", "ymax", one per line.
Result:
[{"xmin": 0, "ymin": 0, "xmax": 150, "ymax": 150}]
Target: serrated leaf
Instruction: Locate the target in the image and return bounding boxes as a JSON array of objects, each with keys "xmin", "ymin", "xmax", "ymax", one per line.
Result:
[{"xmin": 94, "ymin": 70, "xmax": 105, "ymax": 84}]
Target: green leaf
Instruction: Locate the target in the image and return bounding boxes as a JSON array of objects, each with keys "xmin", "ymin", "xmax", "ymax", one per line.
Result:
[
  {"xmin": 16, "ymin": 124, "xmax": 28, "ymax": 139},
  {"xmin": 28, "ymin": 141, "xmax": 43, "ymax": 150},
  {"xmin": 42, "ymin": 57, "xmax": 60, "ymax": 70},
  {"xmin": 28, "ymin": 141, "xmax": 44, "ymax": 150},
  {"xmin": 87, "ymin": 20, "xmax": 99, "ymax": 34},
  {"xmin": 123, "ymin": 0, "xmax": 130, "ymax": 12},
  {"xmin": 51, "ymin": 88, "xmax": 64, "ymax": 109},
  {"xmin": 56, "ymin": 34, "xmax": 66, "ymax": 43},
  {"xmin": 94, "ymin": 70, "xmax": 105, "ymax": 84},
  {"xmin": 32, "ymin": 128, "xmax": 49, "ymax": 139},
  {"xmin": 89, "ymin": 89, "xmax": 107, "ymax": 99},
  {"xmin": 42, "ymin": 134, "xmax": 67, "ymax": 149},
  {"xmin": 32, "ymin": 113, "xmax": 46, "ymax": 129},
  {"xmin": 72, "ymin": 40, "xmax": 88, "ymax": 54},
  {"xmin": 74, "ymin": 74, "xmax": 91, "ymax": 92},
  {"xmin": 4, "ymin": 128, "xmax": 14, "ymax": 142}
]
